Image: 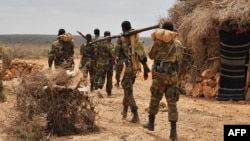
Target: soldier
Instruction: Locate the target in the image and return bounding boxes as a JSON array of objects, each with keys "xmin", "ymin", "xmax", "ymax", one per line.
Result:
[
  {"xmin": 48, "ymin": 28, "xmax": 74, "ymax": 70},
  {"xmin": 143, "ymin": 21, "xmax": 183, "ymax": 140},
  {"xmin": 93, "ymin": 28, "xmax": 100, "ymax": 41},
  {"xmin": 95, "ymin": 31, "xmax": 115, "ymax": 96},
  {"xmin": 115, "ymin": 21, "xmax": 141, "ymax": 123},
  {"xmin": 79, "ymin": 34, "xmax": 96, "ymax": 91},
  {"xmin": 92, "ymin": 28, "xmax": 100, "ymax": 90}
]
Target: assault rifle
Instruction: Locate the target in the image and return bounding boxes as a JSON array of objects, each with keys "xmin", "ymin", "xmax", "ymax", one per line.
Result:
[{"xmin": 91, "ymin": 24, "xmax": 160, "ymax": 44}]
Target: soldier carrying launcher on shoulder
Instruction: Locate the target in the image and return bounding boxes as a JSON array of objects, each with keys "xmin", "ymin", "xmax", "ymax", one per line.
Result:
[{"xmin": 115, "ymin": 21, "xmax": 154, "ymax": 123}]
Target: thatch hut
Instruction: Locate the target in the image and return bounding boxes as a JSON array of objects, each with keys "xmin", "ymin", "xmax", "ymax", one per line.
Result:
[{"xmin": 167, "ymin": 0, "xmax": 250, "ymax": 99}]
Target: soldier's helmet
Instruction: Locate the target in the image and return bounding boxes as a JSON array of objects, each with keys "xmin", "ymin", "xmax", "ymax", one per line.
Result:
[
  {"xmin": 104, "ymin": 31, "xmax": 111, "ymax": 37},
  {"xmin": 58, "ymin": 28, "xmax": 66, "ymax": 36},
  {"xmin": 121, "ymin": 21, "xmax": 132, "ymax": 32},
  {"xmin": 162, "ymin": 21, "xmax": 174, "ymax": 31}
]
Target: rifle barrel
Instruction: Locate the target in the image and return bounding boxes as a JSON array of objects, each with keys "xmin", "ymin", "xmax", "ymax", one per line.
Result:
[
  {"xmin": 123, "ymin": 24, "xmax": 160, "ymax": 36},
  {"xmin": 76, "ymin": 31, "xmax": 89, "ymax": 41},
  {"xmin": 77, "ymin": 24, "xmax": 159, "ymax": 44}
]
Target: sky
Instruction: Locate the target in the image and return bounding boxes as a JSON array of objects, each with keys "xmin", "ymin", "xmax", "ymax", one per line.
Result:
[{"xmin": 0, "ymin": 0, "xmax": 177, "ymax": 37}]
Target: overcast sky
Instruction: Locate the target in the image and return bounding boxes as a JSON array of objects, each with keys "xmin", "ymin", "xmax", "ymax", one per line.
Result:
[{"xmin": 0, "ymin": 0, "xmax": 176, "ymax": 37}]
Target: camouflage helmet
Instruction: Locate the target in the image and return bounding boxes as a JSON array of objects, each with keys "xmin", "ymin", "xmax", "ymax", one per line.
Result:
[{"xmin": 121, "ymin": 21, "xmax": 132, "ymax": 31}]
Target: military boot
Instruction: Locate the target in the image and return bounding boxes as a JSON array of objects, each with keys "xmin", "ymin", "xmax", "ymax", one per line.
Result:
[
  {"xmin": 143, "ymin": 115, "xmax": 155, "ymax": 131},
  {"xmin": 130, "ymin": 110, "xmax": 140, "ymax": 123},
  {"xmin": 121, "ymin": 106, "xmax": 128, "ymax": 118},
  {"xmin": 170, "ymin": 121, "xmax": 177, "ymax": 140}
]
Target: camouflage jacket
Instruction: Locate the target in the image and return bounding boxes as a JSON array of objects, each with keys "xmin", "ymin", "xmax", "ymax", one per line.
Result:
[
  {"xmin": 96, "ymin": 40, "xmax": 114, "ymax": 65},
  {"xmin": 80, "ymin": 42, "xmax": 96, "ymax": 61},
  {"xmin": 115, "ymin": 35, "xmax": 131, "ymax": 60},
  {"xmin": 48, "ymin": 38, "xmax": 74, "ymax": 67},
  {"xmin": 148, "ymin": 39, "xmax": 183, "ymax": 63},
  {"xmin": 148, "ymin": 38, "xmax": 183, "ymax": 73}
]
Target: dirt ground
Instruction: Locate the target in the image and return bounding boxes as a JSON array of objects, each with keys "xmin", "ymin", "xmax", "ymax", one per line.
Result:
[{"xmin": 1, "ymin": 58, "xmax": 250, "ymax": 141}]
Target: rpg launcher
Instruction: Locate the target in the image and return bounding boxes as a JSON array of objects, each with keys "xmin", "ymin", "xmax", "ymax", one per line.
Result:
[{"xmin": 91, "ymin": 24, "xmax": 160, "ymax": 44}]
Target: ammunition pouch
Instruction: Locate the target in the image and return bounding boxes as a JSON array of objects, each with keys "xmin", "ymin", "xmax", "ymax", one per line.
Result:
[{"xmin": 153, "ymin": 62, "xmax": 178, "ymax": 74}]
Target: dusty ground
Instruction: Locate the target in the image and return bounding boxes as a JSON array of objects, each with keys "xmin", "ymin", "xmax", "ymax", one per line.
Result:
[{"xmin": 1, "ymin": 58, "xmax": 250, "ymax": 141}]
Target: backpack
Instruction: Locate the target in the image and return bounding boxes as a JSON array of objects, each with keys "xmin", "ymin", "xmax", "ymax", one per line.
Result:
[
  {"xmin": 58, "ymin": 33, "xmax": 73, "ymax": 42},
  {"xmin": 151, "ymin": 29, "xmax": 177, "ymax": 43},
  {"xmin": 151, "ymin": 29, "xmax": 184, "ymax": 64}
]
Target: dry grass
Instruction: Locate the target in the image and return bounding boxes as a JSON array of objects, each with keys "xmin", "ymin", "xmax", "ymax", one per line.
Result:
[{"xmin": 0, "ymin": 42, "xmax": 12, "ymax": 102}]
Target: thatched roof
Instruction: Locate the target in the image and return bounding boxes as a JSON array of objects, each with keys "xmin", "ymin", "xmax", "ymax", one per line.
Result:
[{"xmin": 167, "ymin": 0, "xmax": 250, "ymax": 81}]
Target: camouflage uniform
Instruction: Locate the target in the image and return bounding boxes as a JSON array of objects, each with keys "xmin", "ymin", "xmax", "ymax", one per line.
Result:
[
  {"xmin": 115, "ymin": 34, "xmax": 139, "ymax": 122},
  {"xmin": 48, "ymin": 37, "xmax": 74, "ymax": 70},
  {"xmin": 148, "ymin": 39, "xmax": 180, "ymax": 121},
  {"xmin": 114, "ymin": 53, "xmax": 123, "ymax": 87},
  {"xmin": 79, "ymin": 42, "xmax": 96, "ymax": 90},
  {"xmin": 91, "ymin": 35, "xmax": 100, "ymax": 90},
  {"xmin": 143, "ymin": 33, "xmax": 183, "ymax": 141},
  {"xmin": 95, "ymin": 39, "xmax": 115, "ymax": 95}
]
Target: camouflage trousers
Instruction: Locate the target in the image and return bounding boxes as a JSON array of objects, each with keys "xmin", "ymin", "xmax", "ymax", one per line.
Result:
[
  {"xmin": 80, "ymin": 59, "xmax": 95, "ymax": 89},
  {"xmin": 96, "ymin": 63, "xmax": 113, "ymax": 94},
  {"xmin": 115, "ymin": 59, "xmax": 123, "ymax": 83},
  {"xmin": 149, "ymin": 71, "xmax": 179, "ymax": 122},
  {"xmin": 121, "ymin": 60, "xmax": 138, "ymax": 112},
  {"xmin": 91, "ymin": 60, "xmax": 98, "ymax": 90}
]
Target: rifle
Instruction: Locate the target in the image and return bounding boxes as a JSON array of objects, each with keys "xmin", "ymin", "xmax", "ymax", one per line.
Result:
[{"xmin": 91, "ymin": 24, "xmax": 160, "ymax": 44}]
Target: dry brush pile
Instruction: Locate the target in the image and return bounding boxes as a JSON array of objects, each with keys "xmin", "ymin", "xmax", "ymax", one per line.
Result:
[
  {"xmin": 13, "ymin": 69, "xmax": 98, "ymax": 140},
  {"xmin": 166, "ymin": 0, "xmax": 250, "ymax": 98}
]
